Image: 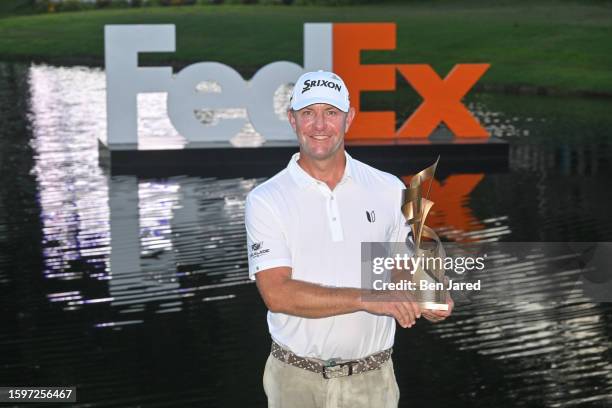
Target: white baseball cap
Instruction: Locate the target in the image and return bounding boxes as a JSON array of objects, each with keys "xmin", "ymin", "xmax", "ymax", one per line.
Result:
[{"xmin": 290, "ymin": 70, "xmax": 350, "ymax": 112}]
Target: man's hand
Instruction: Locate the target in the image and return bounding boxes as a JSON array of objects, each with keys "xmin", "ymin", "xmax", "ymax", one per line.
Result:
[
  {"xmin": 256, "ymin": 267, "xmax": 426, "ymax": 327},
  {"xmin": 360, "ymin": 290, "xmax": 422, "ymax": 328},
  {"xmin": 422, "ymin": 296, "xmax": 454, "ymax": 323}
]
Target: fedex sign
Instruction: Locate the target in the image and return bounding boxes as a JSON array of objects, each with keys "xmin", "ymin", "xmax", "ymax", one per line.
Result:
[{"xmin": 105, "ymin": 23, "xmax": 489, "ymax": 147}]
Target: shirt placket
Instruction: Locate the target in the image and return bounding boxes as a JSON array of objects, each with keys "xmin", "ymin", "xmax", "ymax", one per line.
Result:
[{"xmin": 315, "ymin": 182, "xmax": 344, "ymax": 242}]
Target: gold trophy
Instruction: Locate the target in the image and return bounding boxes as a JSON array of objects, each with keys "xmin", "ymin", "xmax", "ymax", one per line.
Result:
[{"xmin": 401, "ymin": 157, "xmax": 449, "ymax": 311}]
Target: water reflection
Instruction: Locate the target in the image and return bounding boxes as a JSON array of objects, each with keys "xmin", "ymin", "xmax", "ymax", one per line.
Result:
[{"xmin": 0, "ymin": 62, "xmax": 610, "ymax": 407}]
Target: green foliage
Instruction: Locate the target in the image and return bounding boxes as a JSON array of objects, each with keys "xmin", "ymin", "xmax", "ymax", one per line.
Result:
[
  {"xmin": 0, "ymin": 1, "xmax": 39, "ymax": 18},
  {"xmin": 2, "ymin": 0, "xmax": 203, "ymax": 16},
  {"xmin": 60, "ymin": 0, "xmax": 92, "ymax": 12},
  {"xmin": 292, "ymin": 0, "xmax": 372, "ymax": 5},
  {"xmin": 32, "ymin": 0, "xmax": 140, "ymax": 14},
  {"xmin": 2, "ymin": 0, "xmax": 612, "ymax": 17},
  {"xmin": 157, "ymin": 0, "xmax": 197, "ymax": 5},
  {"xmin": 0, "ymin": 2, "xmax": 610, "ymax": 94}
]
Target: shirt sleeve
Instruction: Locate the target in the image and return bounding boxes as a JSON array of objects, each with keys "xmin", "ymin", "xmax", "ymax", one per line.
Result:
[{"xmin": 244, "ymin": 193, "xmax": 292, "ymax": 280}]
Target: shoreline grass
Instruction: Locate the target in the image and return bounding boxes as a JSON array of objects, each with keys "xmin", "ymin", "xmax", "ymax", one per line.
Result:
[{"xmin": 0, "ymin": 3, "xmax": 611, "ymax": 94}]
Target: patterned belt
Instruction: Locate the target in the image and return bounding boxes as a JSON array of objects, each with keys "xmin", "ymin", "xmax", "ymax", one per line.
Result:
[{"xmin": 271, "ymin": 341, "xmax": 393, "ymax": 379}]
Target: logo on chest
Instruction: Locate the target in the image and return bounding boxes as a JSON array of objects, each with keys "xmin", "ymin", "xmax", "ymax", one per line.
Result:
[{"xmin": 365, "ymin": 210, "xmax": 376, "ymax": 223}]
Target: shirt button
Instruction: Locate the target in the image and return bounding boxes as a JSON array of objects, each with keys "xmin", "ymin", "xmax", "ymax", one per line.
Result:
[
  {"xmin": 332, "ymin": 217, "xmax": 337, "ymax": 221},
  {"xmin": 330, "ymin": 196, "xmax": 334, "ymax": 200}
]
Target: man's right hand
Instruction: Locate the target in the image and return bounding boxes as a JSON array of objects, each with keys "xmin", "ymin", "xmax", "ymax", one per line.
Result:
[
  {"xmin": 255, "ymin": 267, "xmax": 421, "ymax": 326},
  {"xmin": 360, "ymin": 291, "xmax": 421, "ymax": 328}
]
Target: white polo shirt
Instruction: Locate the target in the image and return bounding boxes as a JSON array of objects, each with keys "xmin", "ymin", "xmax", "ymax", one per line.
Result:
[{"xmin": 245, "ymin": 152, "xmax": 410, "ymax": 360}]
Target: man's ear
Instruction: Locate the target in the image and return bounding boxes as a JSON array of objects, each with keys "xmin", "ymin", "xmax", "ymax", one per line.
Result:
[
  {"xmin": 287, "ymin": 109, "xmax": 297, "ymax": 133},
  {"xmin": 344, "ymin": 107, "xmax": 356, "ymax": 133}
]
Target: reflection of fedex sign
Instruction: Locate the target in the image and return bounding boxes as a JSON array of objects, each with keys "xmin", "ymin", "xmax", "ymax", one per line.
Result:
[{"xmin": 105, "ymin": 23, "xmax": 489, "ymax": 146}]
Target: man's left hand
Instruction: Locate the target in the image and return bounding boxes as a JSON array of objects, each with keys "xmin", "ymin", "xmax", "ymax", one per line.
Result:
[{"xmin": 422, "ymin": 296, "xmax": 454, "ymax": 323}]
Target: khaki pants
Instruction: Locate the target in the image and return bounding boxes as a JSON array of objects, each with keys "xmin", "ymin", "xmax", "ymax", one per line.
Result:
[{"xmin": 263, "ymin": 354, "xmax": 400, "ymax": 408}]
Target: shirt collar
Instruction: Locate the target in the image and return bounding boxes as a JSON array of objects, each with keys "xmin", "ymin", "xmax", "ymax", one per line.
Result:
[{"xmin": 288, "ymin": 151, "xmax": 354, "ymax": 188}]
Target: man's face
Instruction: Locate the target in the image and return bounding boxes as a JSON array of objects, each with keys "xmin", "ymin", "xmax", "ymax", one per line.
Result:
[{"xmin": 288, "ymin": 103, "xmax": 355, "ymax": 161}]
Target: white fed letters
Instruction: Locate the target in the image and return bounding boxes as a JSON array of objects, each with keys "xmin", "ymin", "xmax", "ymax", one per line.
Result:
[{"xmin": 104, "ymin": 24, "xmax": 332, "ymax": 146}]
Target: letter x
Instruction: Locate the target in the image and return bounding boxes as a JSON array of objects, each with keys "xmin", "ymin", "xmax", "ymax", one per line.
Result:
[{"xmin": 396, "ymin": 64, "xmax": 490, "ymax": 138}]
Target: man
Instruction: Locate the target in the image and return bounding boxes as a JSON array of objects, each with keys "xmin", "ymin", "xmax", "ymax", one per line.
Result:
[{"xmin": 245, "ymin": 71, "xmax": 452, "ymax": 408}]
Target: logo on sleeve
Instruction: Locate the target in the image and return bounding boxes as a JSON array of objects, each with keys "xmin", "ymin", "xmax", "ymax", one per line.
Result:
[{"xmin": 250, "ymin": 241, "xmax": 270, "ymax": 259}]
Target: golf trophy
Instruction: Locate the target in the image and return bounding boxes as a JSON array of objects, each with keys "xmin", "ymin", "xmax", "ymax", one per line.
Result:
[{"xmin": 401, "ymin": 157, "xmax": 449, "ymax": 311}]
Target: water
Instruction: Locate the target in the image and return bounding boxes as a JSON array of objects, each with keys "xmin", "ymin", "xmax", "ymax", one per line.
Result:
[{"xmin": 0, "ymin": 62, "xmax": 611, "ymax": 407}]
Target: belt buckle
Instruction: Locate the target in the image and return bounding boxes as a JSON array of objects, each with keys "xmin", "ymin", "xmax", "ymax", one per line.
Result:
[{"xmin": 322, "ymin": 359, "xmax": 354, "ymax": 379}]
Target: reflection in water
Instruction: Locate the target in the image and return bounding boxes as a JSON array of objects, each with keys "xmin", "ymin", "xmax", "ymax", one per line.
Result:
[{"xmin": 0, "ymin": 62, "xmax": 610, "ymax": 407}]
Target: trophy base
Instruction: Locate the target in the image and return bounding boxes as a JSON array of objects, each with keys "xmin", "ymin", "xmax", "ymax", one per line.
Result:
[{"xmin": 419, "ymin": 301, "xmax": 449, "ymax": 311}]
